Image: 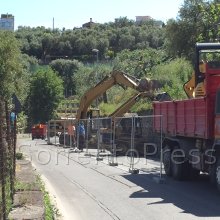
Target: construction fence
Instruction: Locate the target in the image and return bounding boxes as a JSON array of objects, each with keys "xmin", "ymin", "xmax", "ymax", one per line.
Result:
[
  {"xmin": 0, "ymin": 99, "xmax": 17, "ymax": 220},
  {"xmin": 47, "ymin": 115, "xmax": 163, "ymax": 173}
]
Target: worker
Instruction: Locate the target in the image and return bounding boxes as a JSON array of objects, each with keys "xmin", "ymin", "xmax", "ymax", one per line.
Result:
[
  {"xmin": 67, "ymin": 123, "xmax": 76, "ymax": 147},
  {"xmin": 78, "ymin": 121, "xmax": 85, "ymax": 151}
]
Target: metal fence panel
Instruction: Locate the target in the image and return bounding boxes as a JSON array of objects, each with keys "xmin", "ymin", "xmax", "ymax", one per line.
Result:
[
  {"xmin": 113, "ymin": 116, "xmax": 133, "ymax": 156},
  {"xmin": 46, "ymin": 115, "xmax": 163, "ymax": 178},
  {"xmin": 47, "ymin": 119, "xmax": 76, "ymax": 147},
  {"xmin": 78, "ymin": 118, "xmax": 113, "ymax": 160}
]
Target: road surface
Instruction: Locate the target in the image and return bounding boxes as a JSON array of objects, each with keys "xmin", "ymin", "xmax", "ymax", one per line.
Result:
[{"xmin": 18, "ymin": 138, "xmax": 220, "ymax": 220}]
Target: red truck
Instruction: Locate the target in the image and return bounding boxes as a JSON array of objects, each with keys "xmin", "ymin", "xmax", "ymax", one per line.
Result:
[
  {"xmin": 153, "ymin": 43, "xmax": 220, "ymax": 191},
  {"xmin": 31, "ymin": 124, "xmax": 47, "ymax": 140}
]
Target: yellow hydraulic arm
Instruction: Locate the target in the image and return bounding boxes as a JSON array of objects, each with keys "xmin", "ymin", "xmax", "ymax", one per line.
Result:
[
  {"xmin": 76, "ymin": 70, "xmax": 143, "ymax": 120},
  {"xmin": 109, "ymin": 92, "xmax": 152, "ymax": 119}
]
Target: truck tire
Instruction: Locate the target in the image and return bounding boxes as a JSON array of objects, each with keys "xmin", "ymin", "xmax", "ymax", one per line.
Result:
[
  {"xmin": 209, "ymin": 162, "xmax": 217, "ymax": 184},
  {"xmin": 216, "ymin": 158, "xmax": 220, "ymax": 192},
  {"xmin": 163, "ymin": 145, "xmax": 172, "ymax": 176},
  {"xmin": 171, "ymin": 148, "xmax": 187, "ymax": 180},
  {"xmin": 189, "ymin": 166, "xmax": 200, "ymax": 180}
]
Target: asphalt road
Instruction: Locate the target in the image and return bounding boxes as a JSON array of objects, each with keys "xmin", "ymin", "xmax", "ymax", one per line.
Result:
[{"xmin": 18, "ymin": 138, "xmax": 220, "ymax": 220}]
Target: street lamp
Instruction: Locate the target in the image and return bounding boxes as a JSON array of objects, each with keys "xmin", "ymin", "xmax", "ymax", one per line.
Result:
[
  {"xmin": 92, "ymin": 49, "xmax": 99, "ymax": 107},
  {"xmin": 92, "ymin": 48, "xmax": 99, "ymax": 63}
]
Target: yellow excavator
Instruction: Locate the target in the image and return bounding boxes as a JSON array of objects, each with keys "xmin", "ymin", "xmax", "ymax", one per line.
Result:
[
  {"xmin": 76, "ymin": 70, "xmax": 159, "ymax": 121},
  {"xmin": 52, "ymin": 70, "xmax": 165, "ymax": 148},
  {"xmin": 75, "ymin": 70, "xmax": 170, "ymax": 154}
]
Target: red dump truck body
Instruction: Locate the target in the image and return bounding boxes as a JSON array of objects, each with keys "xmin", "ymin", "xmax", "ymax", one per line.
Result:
[
  {"xmin": 31, "ymin": 124, "xmax": 47, "ymax": 140},
  {"xmin": 153, "ymin": 60, "xmax": 220, "ymax": 140},
  {"xmin": 153, "ymin": 97, "xmax": 214, "ymax": 139}
]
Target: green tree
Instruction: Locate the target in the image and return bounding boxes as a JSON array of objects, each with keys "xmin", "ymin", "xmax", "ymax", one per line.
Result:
[
  {"xmin": 165, "ymin": 0, "xmax": 220, "ymax": 61},
  {"xmin": 73, "ymin": 63, "xmax": 113, "ymax": 100},
  {"xmin": 27, "ymin": 68, "xmax": 63, "ymax": 123},
  {"xmin": 15, "ymin": 17, "xmax": 165, "ymax": 63},
  {"xmin": 113, "ymin": 48, "xmax": 167, "ymax": 78},
  {"xmin": 50, "ymin": 59, "xmax": 82, "ymax": 97},
  {"xmin": 0, "ymin": 31, "xmax": 23, "ymax": 99}
]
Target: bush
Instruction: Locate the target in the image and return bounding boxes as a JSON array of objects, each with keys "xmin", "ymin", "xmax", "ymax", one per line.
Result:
[{"xmin": 15, "ymin": 152, "xmax": 23, "ymax": 160}]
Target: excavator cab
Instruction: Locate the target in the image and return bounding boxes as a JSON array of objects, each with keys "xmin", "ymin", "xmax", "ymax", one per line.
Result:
[{"xmin": 184, "ymin": 43, "xmax": 220, "ymax": 98}]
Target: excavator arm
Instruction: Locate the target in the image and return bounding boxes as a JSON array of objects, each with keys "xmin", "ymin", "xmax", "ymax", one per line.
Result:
[
  {"xmin": 109, "ymin": 91, "xmax": 171, "ymax": 119},
  {"xmin": 76, "ymin": 70, "xmax": 143, "ymax": 120},
  {"xmin": 76, "ymin": 70, "xmax": 164, "ymax": 120},
  {"xmin": 109, "ymin": 92, "xmax": 152, "ymax": 119}
]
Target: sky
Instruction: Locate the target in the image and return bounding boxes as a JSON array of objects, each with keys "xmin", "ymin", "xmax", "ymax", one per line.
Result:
[{"xmin": 1, "ymin": 0, "xmax": 184, "ymax": 30}]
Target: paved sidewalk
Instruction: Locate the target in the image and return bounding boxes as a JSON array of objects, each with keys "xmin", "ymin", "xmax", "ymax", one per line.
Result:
[{"xmin": 8, "ymin": 160, "xmax": 45, "ymax": 220}]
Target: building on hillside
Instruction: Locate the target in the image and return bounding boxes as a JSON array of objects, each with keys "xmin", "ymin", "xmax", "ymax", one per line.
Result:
[
  {"xmin": 136, "ymin": 15, "xmax": 164, "ymax": 27},
  {"xmin": 0, "ymin": 14, "xmax": 14, "ymax": 31},
  {"xmin": 82, "ymin": 18, "xmax": 96, "ymax": 28},
  {"xmin": 135, "ymin": 16, "xmax": 152, "ymax": 24}
]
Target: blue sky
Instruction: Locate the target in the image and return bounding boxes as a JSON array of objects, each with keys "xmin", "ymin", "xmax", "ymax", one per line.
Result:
[{"xmin": 2, "ymin": 0, "xmax": 184, "ymax": 30}]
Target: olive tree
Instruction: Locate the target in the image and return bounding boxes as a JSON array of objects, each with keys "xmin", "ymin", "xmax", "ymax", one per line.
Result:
[{"xmin": 27, "ymin": 68, "xmax": 64, "ymax": 123}]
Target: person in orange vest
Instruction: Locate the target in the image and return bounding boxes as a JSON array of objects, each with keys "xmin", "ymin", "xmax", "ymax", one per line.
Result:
[{"xmin": 68, "ymin": 123, "xmax": 76, "ymax": 147}]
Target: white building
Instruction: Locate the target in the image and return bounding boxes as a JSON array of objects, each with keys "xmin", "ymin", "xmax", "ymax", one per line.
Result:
[
  {"xmin": 0, "ymin": 14, "xmax": 14, "ymax": 31},
  {"xmin": 136, "ymin": 16, "xmax": 152, "ymax": 24}
]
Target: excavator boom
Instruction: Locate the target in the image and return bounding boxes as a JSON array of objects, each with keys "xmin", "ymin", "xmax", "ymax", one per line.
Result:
[
  {"xmin": 109, "ymin": 92, "xmax": 152, "ymax": 119},
  {"xmin": 76, "ymin": 70, "xmax": 164, "ymax": 120},
  {"xmin": 76, "ymin": 70, "xmax": 143, "ymax": 120}
]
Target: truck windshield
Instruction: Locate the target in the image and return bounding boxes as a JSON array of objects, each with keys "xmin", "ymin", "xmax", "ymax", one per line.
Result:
[{"xmin": 200, "ymin": 50, "xmax": 220, "ymax": 69}]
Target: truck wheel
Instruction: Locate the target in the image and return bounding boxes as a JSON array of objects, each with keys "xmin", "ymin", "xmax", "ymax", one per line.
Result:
[
  {"xmin": 209, "ymin": 162, "xmax": 217, "ymax": 184},
  {"xmin": 189, "ymin": 166, "xmax": 200, "ymax": 180},
  {"xmin": 171, "ymin": 148, "xmax": 186, "ymax": 180},
  {"xmin": 216, "ymin": 158, "xmax": 220, "ymax": 192},
  {"xmin": 163, "ymin": 146, "xmax": 172, "ymax": 176}
]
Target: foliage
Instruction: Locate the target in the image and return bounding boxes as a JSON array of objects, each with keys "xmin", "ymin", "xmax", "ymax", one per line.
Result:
[
  {"xmin": 17, "ymin": 111, "xmax": 28, "ymax": 133},
  {"xmin": 151, "ymin": 58, "xmax": 193, "ymax": 99},
  {"xmin": 15, "ymin": 18, "xmax": 165, "ymax": 63},
  {"xmin": 99, "ymin": 102, "xmax": 118, "ymax": 116},
  {"xmin": 15, "ymin": 152, "xmax": 24, "ymax": 160},
  {"xmin": 131, "ymin": 99, "xmax": 152, "ymax": 112},
  {"xmin": 37, "ymin": 176, "xmax": 59, "ymax": 220},
  {"xmin": 49, "ymin": 59, "xmax": 83, "ymax": 97},
  {"xmin": 73, "ymin": 63, "xmax": 113, "ymax": 99},
  {"xmin": 113, "ymin": 48, "xmax": 167, "ymax": 78},
  {"xmin": 165, "ymin": 0, "xmax": 220, "ymax": 62},
  {"xmin": 0, "ymin": 31, "xmax": 23, "ymax": 100},
  {"xmin": 27, "ymin": 68, "xmax": 64, "ymax": 123}
]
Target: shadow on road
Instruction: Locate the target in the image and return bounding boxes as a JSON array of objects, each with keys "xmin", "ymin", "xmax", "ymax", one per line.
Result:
[{"xmin": 122, "ymin": 173, "xmax": 220, "ymax": 217}]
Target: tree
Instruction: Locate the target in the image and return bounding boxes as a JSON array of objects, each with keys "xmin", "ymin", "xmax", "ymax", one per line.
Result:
[
  {"xmin": 165, "ymin": 0, "xmax": 220, "ymax": 61},
  {"xmin": 0, "ymin": 31, "xmax": 23, "ymax": 99},
  {"xmin": 27, "ymin": 68, "xmax": 63, "ymax": 123},
  {"xmin": 49, "ymin": 59, "xmax": 82, "ymax": 97},
  {"xmin": 113, "ymin": 48, "xmax": 166, "ymax": 78},
  {"xmin": 15, "ymin": 18, "xmax": 166, "ymax": 63}
]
